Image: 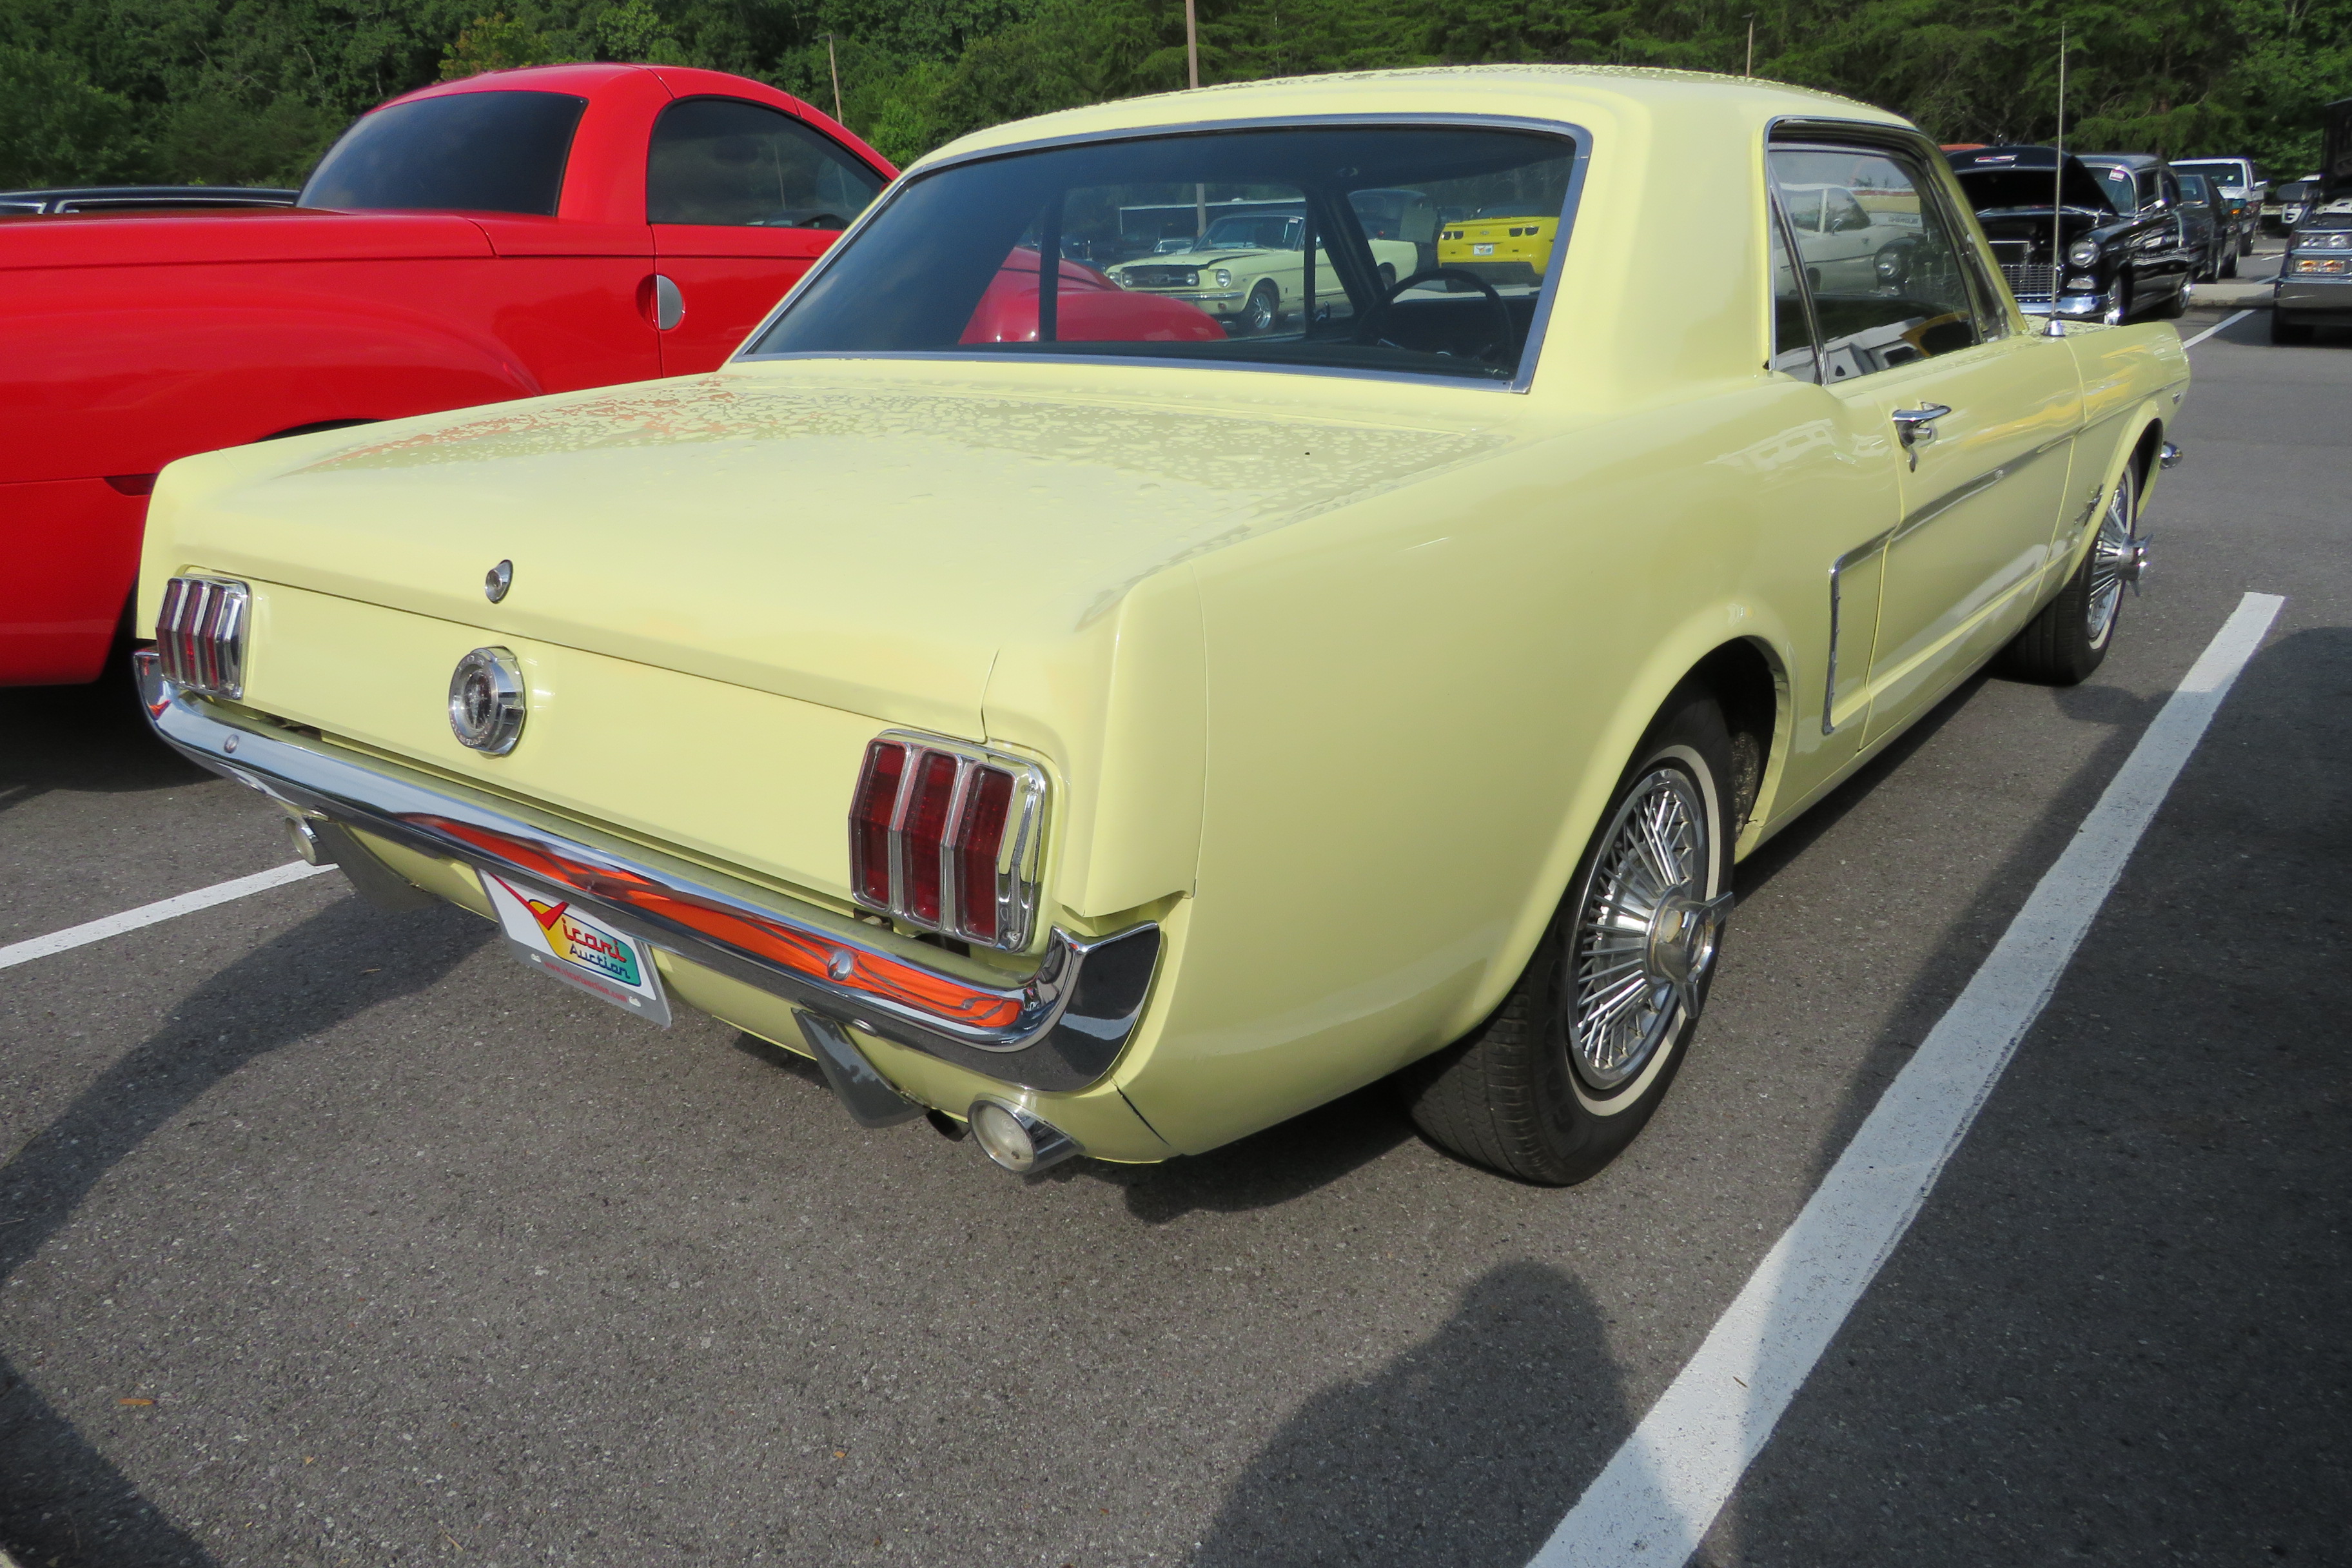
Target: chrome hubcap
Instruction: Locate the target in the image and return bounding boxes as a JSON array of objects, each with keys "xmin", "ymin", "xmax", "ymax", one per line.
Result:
[
  {"xmin": 1565, "ymin": 768, "xmax": 1727, "ymax": 1091},
  {"xmin": 2086, "ymin": 481, "xmax": 2144, "ymax": 645}
]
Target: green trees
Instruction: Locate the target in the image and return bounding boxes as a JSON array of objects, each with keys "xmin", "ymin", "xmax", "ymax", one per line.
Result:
[{"xmin": 1, "ymin": 0, "xmax": 2343, "ymax": 189}]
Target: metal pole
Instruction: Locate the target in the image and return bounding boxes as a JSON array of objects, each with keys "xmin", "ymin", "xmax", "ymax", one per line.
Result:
[
  {"xmin": 1746, "ymin": 15, "xmax": 1755, "ymax": 77},
  {"xmin": 828, "ymin": 34, "xmax": 843, "ymax": 125},
  {"xmin": 1186, "ymin": 0, "xmax": 1204, "ymax": 238}
]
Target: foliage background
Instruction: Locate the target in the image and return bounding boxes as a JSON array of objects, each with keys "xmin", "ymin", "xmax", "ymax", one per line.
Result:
[{"xmin": 3, "ymin": 0, "xmax": 2347, "ymax": 190}]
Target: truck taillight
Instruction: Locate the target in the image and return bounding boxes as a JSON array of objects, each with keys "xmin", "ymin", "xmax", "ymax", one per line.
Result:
[{"xmin": 847, "ymin": 733, "xmax": 1046, "ymax": 952}]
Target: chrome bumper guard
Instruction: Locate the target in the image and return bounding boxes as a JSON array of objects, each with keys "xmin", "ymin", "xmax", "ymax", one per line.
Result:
[{"xmin": 135, "ymin": 656, "xmax": 1159, "ymax": 1095}]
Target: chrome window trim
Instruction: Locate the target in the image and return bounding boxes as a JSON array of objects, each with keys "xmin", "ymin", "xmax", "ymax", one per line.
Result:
[
  {"xmin": 1766, "ymin": 117, "xmax": 2016, "ymax": 353},
  {"xmin": 132, "ymin": 657, "xmax": 1159, "ymax": 1095},
  {"xmin": 729, "ymin": 112, "xmax": 1594, "ymax": 396}
]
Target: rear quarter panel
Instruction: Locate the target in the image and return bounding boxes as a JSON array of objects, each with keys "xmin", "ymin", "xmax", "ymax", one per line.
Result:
[{"xmin": 1117, "ymin": 378, "xmax": 1886, "ymax": 1153}]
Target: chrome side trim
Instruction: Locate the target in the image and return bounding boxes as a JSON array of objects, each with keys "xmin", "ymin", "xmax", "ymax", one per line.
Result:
[
  {"xmin": 133, "ymin": 656, "xmax": 1161, "ymax": 1095},
  {"xmin": 1893, "ymin": 438, "xmax": 2063, "ymax": 547},
  {"xmin": 798, "ymin": 1010, "xmax": 927, "ymax": 1128},
  {"xmin": 1822, "ymin": 528, "xmax": 1894, "ymax": 735}
]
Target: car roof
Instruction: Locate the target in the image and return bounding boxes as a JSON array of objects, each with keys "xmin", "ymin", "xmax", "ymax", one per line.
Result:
[{"xmin": 916, "ymin": 64, "xmax": 1901, "ymax": 171}]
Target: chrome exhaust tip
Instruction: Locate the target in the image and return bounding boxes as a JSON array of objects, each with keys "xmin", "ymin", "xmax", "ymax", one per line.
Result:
[{"xmin": 967, "ymin": 1100, "xmax": 1081, "ymax": 1175}]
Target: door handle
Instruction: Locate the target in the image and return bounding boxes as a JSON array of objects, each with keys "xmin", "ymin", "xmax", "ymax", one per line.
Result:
[
  {"xmin": 1891, "ymin": 403, "xmax": 1950, "ymax": 469},
  {"xmin": 651, "ymin": 273, "xmax": 685, "ymax": 331}
]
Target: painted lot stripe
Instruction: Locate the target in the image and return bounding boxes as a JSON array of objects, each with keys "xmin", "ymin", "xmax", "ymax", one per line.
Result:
[
  {"xmin": 2180, "ymin": 308, "xmax": 2255, "ymax": 350},
  {"xmin": 1531, "ymin": 591, "xmax": 2286, "ymax": 1568},
  {"xmin": 0, "ymin": 861, "xmax": 334, "ymax": 973}
]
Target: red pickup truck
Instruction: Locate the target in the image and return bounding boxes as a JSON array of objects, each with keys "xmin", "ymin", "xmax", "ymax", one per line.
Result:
[{"xmin": 1, "ymin": 63, "xmax": 894, "ymax": 687}]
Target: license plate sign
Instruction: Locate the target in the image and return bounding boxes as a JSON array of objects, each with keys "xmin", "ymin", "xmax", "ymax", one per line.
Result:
[
  {"xmin": 1473, "ymin": 242, "xmax": 1496, "ymax": 255},
  {"xmin": 479, "ymin": 870, "xmax": 671, "ymax": 1026}
]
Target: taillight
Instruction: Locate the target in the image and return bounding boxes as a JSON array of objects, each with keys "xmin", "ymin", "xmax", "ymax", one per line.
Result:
[
  {"xmin": 954, "ymin": 767, "xmax": 1014, "ymax": 942},
  {"xmin": 901, "ymin": 751, "xmax": 959, "ymax": 925},
  {"xmin": 847, "ymin": 733, "xmax": 1046, "ymax": 951},
  {"xmin": 153, "ymin": 575, "xmax": 251, "ymax": 700},
  {"xmin": 848, "ymin": 740, "xmax": 904, "ymax": 906}
]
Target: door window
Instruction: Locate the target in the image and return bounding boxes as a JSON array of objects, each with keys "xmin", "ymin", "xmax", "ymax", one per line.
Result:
[
  {"xmin": 1768, "ymin": 145, "xmax": 1989, "ymax": 380},
  {"xmin": 647, "ymin": 98, "xmax": 883, "ymax": 230}
]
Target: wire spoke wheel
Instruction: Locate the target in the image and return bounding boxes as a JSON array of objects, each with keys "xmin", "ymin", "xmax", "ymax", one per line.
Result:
[
  {"xmin": 2084, "ymin": 477, "xmax": 2139, "ymax": 648},
  {"xmin": 1562, "ymin": 766, "xmax": 1723, "ymax": 1091}
]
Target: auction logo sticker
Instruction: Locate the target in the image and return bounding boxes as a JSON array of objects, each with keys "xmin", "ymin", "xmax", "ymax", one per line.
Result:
[{"xmin": 479, "ymin": 871, "xmax": 672, "ymax": 1026}]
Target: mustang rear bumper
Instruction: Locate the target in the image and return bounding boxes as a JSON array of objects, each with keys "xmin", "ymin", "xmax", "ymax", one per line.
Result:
[{"xmin": 134, "ymin": 656, "xmax": 1159, "ymax": 1095}]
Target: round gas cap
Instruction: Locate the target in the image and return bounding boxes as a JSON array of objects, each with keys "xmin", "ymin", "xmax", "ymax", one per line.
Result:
[{"xmin": 449, "ymin": 647, "xmax": 525, "ymax": 755}]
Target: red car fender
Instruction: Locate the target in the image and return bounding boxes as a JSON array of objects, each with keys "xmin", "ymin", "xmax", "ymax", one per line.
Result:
[{"xmin": 1, "ymin": 273, "xmax": 545, "ymax": 483}]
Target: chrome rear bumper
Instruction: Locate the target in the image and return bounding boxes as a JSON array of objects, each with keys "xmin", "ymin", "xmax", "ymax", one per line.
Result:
[{"xmin": 134, "ymin": 655, "xmax": 1158, "ymax": 1094}]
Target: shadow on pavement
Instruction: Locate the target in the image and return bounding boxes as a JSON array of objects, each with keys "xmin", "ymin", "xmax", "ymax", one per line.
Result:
[
  {"xmin": 0, "ymin": 895, "xmax": 486, "ymax": 1567},
  {"xmin": 1707, "ymin": 626, "xmax": 2352, "ymax": 1563},
  {"xmin": 0, "ymin": 670, "xmax": 202, "ymax": 819},
  {"xmin": 1191, "ymin": 1260, "xmax": 1627, "ymax": 1568},
  {"xmin": 1083, "ymin": 1084, "xmax": 1415, "ymax": 1221}
]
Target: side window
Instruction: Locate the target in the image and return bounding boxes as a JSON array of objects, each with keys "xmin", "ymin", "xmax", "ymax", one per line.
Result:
[
  {"xmin": 1768, "ymin": 194, "xmax": 1821, "ymax": 381},
  {"xmin": 1769, "ymin": 144, "xmax": 1988, "ymax": 380},
  {"xmin": 647, "ymin": 97, "xmax": 883, "ymax": 229}
]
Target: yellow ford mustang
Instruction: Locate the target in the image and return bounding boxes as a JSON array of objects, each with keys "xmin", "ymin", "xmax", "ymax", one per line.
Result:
[{"xmin": 134, "ymin": 67, "xmax": 2184, "ymax": 1185}]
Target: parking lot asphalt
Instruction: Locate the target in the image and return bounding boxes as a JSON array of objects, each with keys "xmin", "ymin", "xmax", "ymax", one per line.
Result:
[{"xmin": 3, "ymin": 306, "xmax": 2346, "ymax": 1568}]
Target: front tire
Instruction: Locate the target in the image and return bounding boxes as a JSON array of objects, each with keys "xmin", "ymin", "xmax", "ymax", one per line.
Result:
[
  {"xmin": 2271, "ymin": 312, "xmax": 2315, "ymax": 345},
  {"xmin": 1240, "ymin": 280, "xmax": 1280, "ymax": 335},
  {"xmin": 1398, "ymin": 691, "xmax": 1736, "ymax": 1185},
  {"xmin": 1997, "ymin": 463, "xmax": 2142, "ymax": 685}
]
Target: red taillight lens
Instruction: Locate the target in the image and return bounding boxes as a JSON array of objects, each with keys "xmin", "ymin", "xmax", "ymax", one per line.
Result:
[
  {"xmin": 953, "ymin": 767, "xmax": 1014, "ymax": 942},
  {"xmin": 847, "ymin": 735, "xmax": 1040, "ymax": 950},
  {"xmin": 901, "ymin": 751, "xmax": 959, "ymax": 924},
  {"xmin": 848, "ymin": 741, "xmax": 905, "ymax": 906}
]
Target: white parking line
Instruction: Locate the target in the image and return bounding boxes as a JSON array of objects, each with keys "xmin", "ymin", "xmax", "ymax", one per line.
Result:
[
  {"xmin": 0, "ymin": 861, "xmax": 335, "ymax": 972},
  {"xmin": 1529, "ymin": 590, "xmax": 2286, "ymax": 1568},
  {"xmin": 2180, "ymin": 308, "xmax": 2255, "ymax": 350}
]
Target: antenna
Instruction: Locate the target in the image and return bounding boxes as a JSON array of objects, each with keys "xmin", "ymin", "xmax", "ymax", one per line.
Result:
[{"xmin": 2051, "ymin": 24, "xmax": 2067, "ymax": 331}]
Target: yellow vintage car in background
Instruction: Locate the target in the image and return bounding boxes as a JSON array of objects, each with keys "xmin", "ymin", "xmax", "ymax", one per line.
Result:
[
  {"xmin": 1108, "ymin": 208, "xmax": 1422, "ymax": 334},
  {"xmin": 134, "ymin": 66, "xmax": 2184, "ymax": 1185}
]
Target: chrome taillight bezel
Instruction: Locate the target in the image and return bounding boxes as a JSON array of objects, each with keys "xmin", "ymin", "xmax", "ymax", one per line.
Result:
[
  {"xmin": 848, "ymin": 732, "xmax": 1048, "ymax": 952},
  {"xmin": 153, "ymin": 575, "xmax": 251, "ymax": 700}
]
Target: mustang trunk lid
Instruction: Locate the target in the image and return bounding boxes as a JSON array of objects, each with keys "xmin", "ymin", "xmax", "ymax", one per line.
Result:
[{"xmin": 155, "ymin": 364, "xmax": 1505, "ymax": 732}]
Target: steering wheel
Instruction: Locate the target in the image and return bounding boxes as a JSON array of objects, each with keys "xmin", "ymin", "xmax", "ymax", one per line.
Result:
[{"xmin": 1351, "ymin": 266, "xmax": 1518, "ymax": 365}]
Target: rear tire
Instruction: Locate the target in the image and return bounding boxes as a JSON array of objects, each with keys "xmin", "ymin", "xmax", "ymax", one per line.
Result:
[
  {"xmin": 2221, "ymin": 246, "xmax": 2239, "ymax": 279},
  {"xmin": 1398, "ymin": 691, "xmax": 1736, "ymax": 1185},
  {"xmin": 1997, "ymin": 464, "xmax": 2140, "ymax": 685}
]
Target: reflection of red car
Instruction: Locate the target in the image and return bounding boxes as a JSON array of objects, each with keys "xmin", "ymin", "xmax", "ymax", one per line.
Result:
[
  {"xmin": 0, "ymin": 63, "xmax": 892, "ymax": 687},
  {"xmin": 961, "ymin": 247, "xmax": 1226, "ymax": 343}
]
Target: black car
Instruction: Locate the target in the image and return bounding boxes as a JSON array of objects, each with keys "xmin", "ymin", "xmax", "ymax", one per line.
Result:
[
  {"xmin": 2173, "ymin": 171, "xmax": 2236, "ymax": 279},
  {"xmin": 1945, "ymin": 146, "xmax": 2195, "ymax": 324},
  {"xmin": 0, "ymin": 184, "xmax": 298, "ymax": 216}
]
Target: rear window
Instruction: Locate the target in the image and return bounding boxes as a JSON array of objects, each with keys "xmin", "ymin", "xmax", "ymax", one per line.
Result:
[
  {"xmin": 300, "ymin": 92, "xmax": 588, "ymax": 216},
  {"xmin": 746, "ymin": 124, "xmax": 1582, "ymax": 387}
]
